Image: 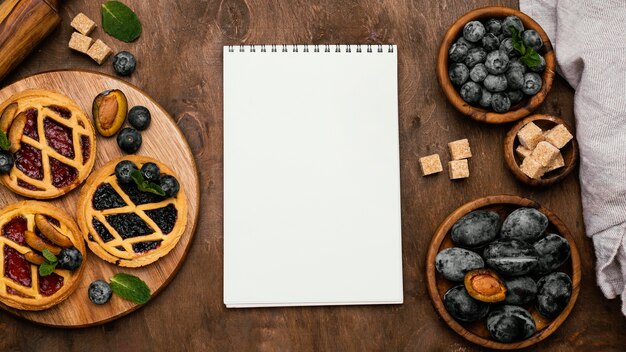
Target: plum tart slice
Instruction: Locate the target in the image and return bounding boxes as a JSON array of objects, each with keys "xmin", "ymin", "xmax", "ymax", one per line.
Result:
[
  {"xmin": 0, "ymin": 201, "xmax": 86, "ymax": 310},
  {"xmin": 0, "ymin": 89, "xmax": 96, "ymax": 199},
  {"xmin": 77, "ymin": 156, "xmax": 188, "ymax": 267}
]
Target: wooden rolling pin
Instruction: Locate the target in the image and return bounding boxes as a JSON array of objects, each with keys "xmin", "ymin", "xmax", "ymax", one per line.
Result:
[{"xmin": 0, "ymin": 0, "xmax": 62, "ymax": 82}]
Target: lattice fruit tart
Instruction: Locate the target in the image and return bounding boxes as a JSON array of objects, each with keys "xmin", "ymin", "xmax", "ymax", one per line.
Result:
[
  {"xmin": 77, "ymin": 156, "xmax": 187, "ymax": 267},
  {"xmin": 0, "ymin": 89, "xmax": 96, "ymax": 199},
  {"xmin": 0, "ymin": 201, "xmax": 86, "ymax": 310}
]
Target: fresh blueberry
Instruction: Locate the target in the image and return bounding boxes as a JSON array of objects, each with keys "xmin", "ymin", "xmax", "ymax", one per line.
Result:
[
  {"xmin": 522, "ymin": 72, "xmax": 543, "ymax": 95},
  {"xmin": 0, "ymin": 151, "xmax": 13, "ymax": 174},
  {"xmin": 464, "ymin": 47, "xmax": 487, "ymax": 67},
  {"xmin": 449, "ymin": 41, "xmax": 469, "ymax": 63},
  {"xmin": 117, "ymin": 127, "xmax": 142, "ymax": 154},
  {"xmin": 159, "ymin": 175, "xmax": 180, "ymax": 198},
  {"xmin": 463, "ymin": 21, "xmax": 486, "ymax": 43},
  {"xmin": 115, "ymin": 160, "xmax": 138, "ymax": 184},
  {"xmin": 88, "ymin": 280, "xmax": 113, "ymax": 305},
  {"xmin": 509, "ymin": 57, "xmax": 527, "ymax": 73},
  {"xmin": 485, "ymin": 18, "xmax": 502, "ymax": 35},
  {"xmin": 506, "ymin": 68, "xmax": 525, "ymax": 90},
  {"xmin": 485, "ymin": 50, "xmax": 510, "ymax": 74},
  {"xmin": 499, "ymin": 38, "xmax": 516, "ymax": 57},
  {"xmin": 57, "ymin": 247, "xmax": 82, "ymax": 271},
  {"xmin": 530, "ymin": 55, "xmax": 546, "ymax": 73},
  {"xmin": 522, "ymin": 29, "xmax": 543, "ymax": 51},
  {"xmin": 481, "ymin": 33, "xmax": 500, "ymax": 52},
  {"xmin": 507, "ymin": 90, "xmax": 524, "ymax": 105},
  {"xmin": 491, "ymin": 92, "xmax": 511, "ymax": 113},
  {"xmin": 479, "ymin": 89, "xmax": 492, "ymax": 108},
  {"xmin": 112, "ymin": 51, "xmax": 137, "ymax": 76},
  {"xmin": 484, "ymin": 74, "xmax": 508, "ymax": 92},
  {"xmin": 459, "ymin": 81, "xmax": 482, "ymax": 104},
  {"xmin": 502, "ymin": 16, "xmax": 524, "ymax": 37},
  {"xmin": 469, "ymin": 63, "xmax": 488, "ymax": 83},
  {"xmin": 141, "ymin": 162, "xmax": 161, "ymax": 182},
  {"xmin": 128, "ymin": 106, "xmax": 151, "ymax": 131},
  {"xmin": 449, "ymin": 63, "xmax": 470, "ymax": 86}
]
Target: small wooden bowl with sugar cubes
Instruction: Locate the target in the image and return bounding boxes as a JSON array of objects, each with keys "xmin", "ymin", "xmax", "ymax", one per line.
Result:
[{"xmin": 504, "ymin": 114, "xmax": 578, "ymax": 186}]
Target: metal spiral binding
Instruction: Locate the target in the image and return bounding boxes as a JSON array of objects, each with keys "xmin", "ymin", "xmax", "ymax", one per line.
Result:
[{"xmin": 227, "ymin": 44, "xmax": 394, "ymax": 53}]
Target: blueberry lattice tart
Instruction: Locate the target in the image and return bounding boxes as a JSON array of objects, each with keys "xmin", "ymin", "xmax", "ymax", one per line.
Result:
[
  {"xmin": 0, "ymin": 201, "xmax": 86, "ymax": 310},
  {"xmin": 77, "ymin": 156, "xmax": 187, "ymax": 267},
  {"xmin": 0, "ymin": 89, "xmax": 96, "ymax": 199}
]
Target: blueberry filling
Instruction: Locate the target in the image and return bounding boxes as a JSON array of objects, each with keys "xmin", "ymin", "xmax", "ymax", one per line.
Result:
[
  {"xmin": 105, "ymin": 213, "xmax": 154, "ymax": 239},
  {"xmin": 117, "ymin": 179, "xmax": 165, "ymax": 205},
  {"xmin": 92, "ymin": 183, "xmax": 127, "ymax": 210},
  {"xmin": 132, "ymin": 240, "xmax": 162, "ymax": 253},
  {"xmin": 92, "ymin": 217, "xmax": 114, "ymax": 242},
  {"xmin": 145, "ymin": 204, "xmax": 177, "ymax": 234}
]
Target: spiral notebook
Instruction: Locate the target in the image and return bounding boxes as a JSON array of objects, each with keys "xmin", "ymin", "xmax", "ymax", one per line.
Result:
[{"xmin": 223, "ymin": 44, "xmax": 402, "ymax": 308}]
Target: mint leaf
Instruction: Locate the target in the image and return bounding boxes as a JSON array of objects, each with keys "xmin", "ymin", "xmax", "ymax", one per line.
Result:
[
  {"xmin": 510, "ymin": 26, "xmax": 542, "ymax": 70},
  {"xmin": 521, "ymin": 47, "xmax": 542, "ymax": 68},
  {"xmin": 0, "ymin": 130, "xmax": 10, "ymax": 151},
  {"xmin": 130, "ymin": 170, "xmax": 165, "ymax": 196},
  {"xmin": 510, "ymin": 27, "xmax": 526, "ymax": 55},
  {"xmin": 42, "ymin": 248, "xmax": 57, "ymax": 263},
  {"xmin": 101, "ymin": 1, "xmax": 142, "ymax": 43},
  {"xmin": 39, "ymin": 261, "xmax": 57, "ymax": 276},
  {"xmin": 110, "ymin": 273, "xmax": 150, "ymax": 304}
]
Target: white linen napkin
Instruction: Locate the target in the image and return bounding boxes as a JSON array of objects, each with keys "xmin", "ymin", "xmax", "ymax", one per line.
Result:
[{"xmin": 520, "ymin": 0, "xmax": 626, "ymax": 316}]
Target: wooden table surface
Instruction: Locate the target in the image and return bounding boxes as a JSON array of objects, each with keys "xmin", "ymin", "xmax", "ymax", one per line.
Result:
[{"xmin": 0, "ymin": 0, "xmax": 625, "ymax": 351}]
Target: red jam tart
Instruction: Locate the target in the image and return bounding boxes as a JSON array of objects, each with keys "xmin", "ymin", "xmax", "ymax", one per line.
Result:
[
  {"xmin": 0, "ymin": 201, "xmax": 86, "ymax": 311},
  {"xmin": 0, "ymin": 89, "xmax": 96, "ymax": 199},
  {"xmin": 78, "ymin": 156, "xmax": 187, "ymax": 268}
]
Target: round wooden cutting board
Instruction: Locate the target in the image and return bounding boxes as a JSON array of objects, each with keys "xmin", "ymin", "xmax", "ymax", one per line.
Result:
[{"xmin": 0, "ymin": 70, "xmax": 200, "ymax": 327}]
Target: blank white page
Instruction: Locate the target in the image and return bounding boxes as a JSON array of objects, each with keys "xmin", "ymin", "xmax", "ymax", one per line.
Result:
[{"xmin": 223, "ymin": 44, "xmax": 402, "ymax": 307}]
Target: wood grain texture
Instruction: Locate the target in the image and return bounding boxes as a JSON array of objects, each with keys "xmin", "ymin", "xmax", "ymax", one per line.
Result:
[
  {"xmin": 426, "ymin": 195, "xmax": 581, "ymax": 349},
  {"xmin": 504, "ymin": 115, "xmax": 578, "ymax": 187},
  {"xmin": 0, "ymin": 0, "xmax": 624, "ymax": 351},
  {"xmin": 0, "ymin": 71, "xmax": 199, "ymax": 327},
  {"xmin": 437, "ymin": 6, "xmax": 555, "ymax": 124}
]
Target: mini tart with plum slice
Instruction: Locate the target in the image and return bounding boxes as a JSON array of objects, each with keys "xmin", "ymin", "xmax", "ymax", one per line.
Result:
[
  {"xmin": 77, "ymin": 156, "xmax": 187, "ymax": 268},
  {"xmin": 0, "ymin": 201, "xmax": 86, "ymax": 311},
  {"xmin": 0, "ymin": 89, "xmax": 96, "ymax": 199}
]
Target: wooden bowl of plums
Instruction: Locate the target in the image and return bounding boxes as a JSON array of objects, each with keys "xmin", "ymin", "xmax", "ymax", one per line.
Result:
[
  {"xmin": 426, "ymin": 195, "xmax": 581, "ymax": 350},
  {"xmin": 437, "ymin": 6, "xmax": 556, "ymax": 124}
]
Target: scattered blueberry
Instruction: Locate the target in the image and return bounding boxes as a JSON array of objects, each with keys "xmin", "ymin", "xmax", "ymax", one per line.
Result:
[
  {"xmin": 449, "ymin": 63, "xmax": 470, "ymax": 86},
  {"xmin": 0, "ymin": 151, "xmax": 13, "ymax": 174},
  {"xmin": 117, "ymin": 127, "xmax": 142, "ymax": 154},
  {"xmin": 459, "ymin": 81, "xmax": 482, "ymax": 104},
  {"xmin": 485, "ymin": 18, "xmax": 502, "ymax": 35},
  {"xmin": 522, "ymin": 29, "xmax": 543, "ymax": 51},
  {"xmin": 159, "ymin": 175, "xmax": 180, "ymax": 197},
  {"xmin": 483, "ymin": 74, "xmax": 508, "ymax": 92},
  {"xmin": 57, "ymin": 247, "xmax": 82, "ymax": 270},
  {"xmin": 115, "ymin": 160, "xmax": 138, "ymax": 184},
  {"xmin": 464, "ymin": 47, "xmax": 487, "ymax": 67},
  {"xmin": 502, "ymin": 16, "xmax": 524, "ymax": 37},
  {"xmin": 88, "ymin": 280, "xmax": 113, "ymax": 305},
  {"xmin": 463, "ymin": 21, "xmax": 486, "ymax": 43},
  {"xmin": 112, "ymin": 51, "xmax": 137, "ymax": 76},
  {"xmin": 469, "ymin": 63, "xmax": 488, "ymax": 83},
  {"xmin": 522, "ymin": 72, "xmax": 543, "ymax": 95},
  {"xmin": 141, "ymin": 162, "xmax": 161, "ymax": 182},
  {"xmin": 485, "ymin": 50, "xmax": 510, "ymax": 74},
  {"xmin": 128, "ymin": 106, "xmax": 151, "ymax": 131},
  {"xmin": 491, "ymin": 92, "xmax": 511, "ymax": 113}
]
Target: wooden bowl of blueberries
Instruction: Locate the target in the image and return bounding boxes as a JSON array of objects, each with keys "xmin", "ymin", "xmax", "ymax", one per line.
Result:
[
  {"xmin": 437, "ymin": 6, "xmax": 556, "ymax": 124},
  {"xmin": 426, "ymin": 195, "xmax": 581, "ymax": 349}
]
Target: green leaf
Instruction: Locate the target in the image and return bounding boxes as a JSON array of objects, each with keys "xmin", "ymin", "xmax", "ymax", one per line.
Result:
[
  {"xmin": 110, "ymin": 273, "xmax": 151, "ymax": 304},
  {"xmin": 130, "ymin": 170, "xmax": 165, "ymax": 196},
  {"xmin": 509, "ymin": 27, "xmax": 526, "ymax": 55},
  {"xmin": 521, "ymin": 47, "xmax": 542, "ymax": 69},
  {"xmin": 0, "ymin": 130, "xmax": 10, "ymax": 151},
  {"xmin": 101, "ymin": 1, "xmax": 142, "ymax": 43},
  {"xmin": 39, "ymin": 261, "xmax": 57, "ymax": 276},
  {"xmin": 42, "ymin": 248, "xmax": 57, "ymax": 263}
]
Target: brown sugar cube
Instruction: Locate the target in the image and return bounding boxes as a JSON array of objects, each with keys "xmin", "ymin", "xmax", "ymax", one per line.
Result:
[
  {"xmin": 517, "ymin": 122, "xmax": 544, "ymax": 149},
  {"xmin": 546, "ymin": 152, "xmax": 565, "ymax": 172},
  {"xmin": 516, "ymin": 145, "xmax": 532, "ymax": 159},
  {"xmin": 544, "ymin": 124, "xmax": 573, "ymax": 149},
  {"xmin": 71, "ymin": 13, "xmax": 96, "ymax": 36},
  {"xmin": 530, "ymin": 141, "xmax": 560, "ymax": 167},
  {"xmin": 419, "ymin": 154, "xmax": 443, "ymax": 176},
  {"xmin": 520, "ymin": 157, "xmax": 545, "ymax": 180},
  {"xmin": 87, "ymin": 39, "xmax": 113, "ymax": 65},
  {"xmin": 68, "ymin": 32, "xmax": 93, "ymax": 54},
  {"xmin": 448, "ymin": 139, "xmax": 472, "ymax": 160},
  {"xmin": 448, "ymin": 159, "xmax": 469, "ymax": 180}
]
